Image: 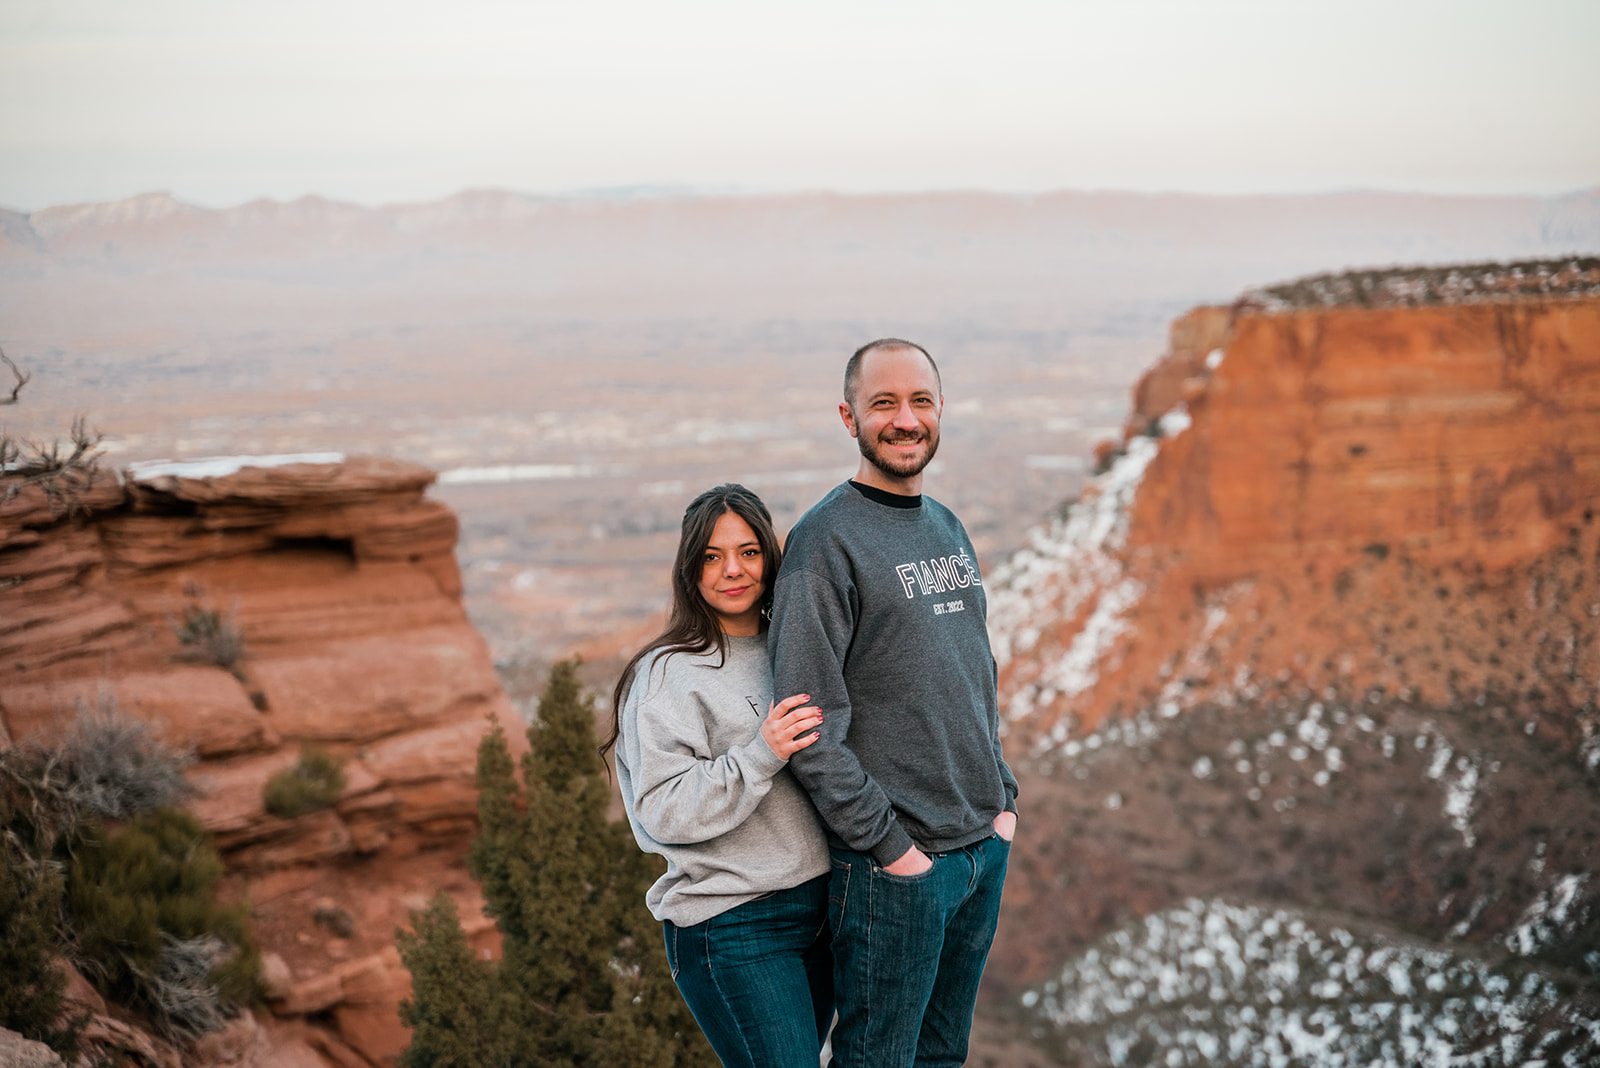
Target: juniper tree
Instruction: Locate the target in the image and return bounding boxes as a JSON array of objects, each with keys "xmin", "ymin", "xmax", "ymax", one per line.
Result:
[
  {"xmin": 468, "ymin": 660, "xmax": 618, "ymax": 1061},
  {"xmin": 598, "ymin": 829, "xmax": 709, "ymax": 1066},
  {"xmin": 403, "ymin": 659, "xmax": 712, "ymax": 1065},
  {"xmin": 396, "ymin": 893, "xmax": 515, "ymax": 1067}
]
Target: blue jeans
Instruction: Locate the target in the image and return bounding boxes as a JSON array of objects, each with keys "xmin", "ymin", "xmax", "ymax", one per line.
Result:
[
  {"xmin": 664, "ymin": 874, "xmax": 833, "ymax": 1067},
  {"xmin": 826, "ymin": 834, "xmax": 1010, "ymax": 1068}
]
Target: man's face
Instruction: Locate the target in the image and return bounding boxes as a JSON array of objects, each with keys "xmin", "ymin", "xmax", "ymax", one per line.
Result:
[{"xmin": 841, "ymin": 346, "xmax": 943, "ymax": 481}]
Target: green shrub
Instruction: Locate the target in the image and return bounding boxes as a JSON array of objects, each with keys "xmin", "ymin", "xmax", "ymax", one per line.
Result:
[
  {"xmin": 67, "ymin": 808, "xmax": 260, "ymax": 1038},
  {"xmin": 1, "ymin": 748, "xmax": 79, "ymax": 1056},
  {"xmin": 0, "ymin": 817, "xmax": 83, "ymax": 1057},
  {"xmin": 175, "ymin": 604, "xmax": 247, "ymax": 669},
  {"xmin": 3, "ymin": 716, "xmax": 256, "ymax": 1045},
  {"xmin": 263, "ymin": 747, "xmax": 346, "ymax": 819}
]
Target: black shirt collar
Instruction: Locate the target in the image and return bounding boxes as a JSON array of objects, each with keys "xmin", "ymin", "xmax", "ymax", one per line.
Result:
[{"xmin": 848, "ymin": 479, "xmax": 922, "ymax": 509}]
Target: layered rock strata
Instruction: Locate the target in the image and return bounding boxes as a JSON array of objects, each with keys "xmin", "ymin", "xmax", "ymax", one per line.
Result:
[
  {"xmin": 0, "ymin": 454, "xmax": 523, "ymax": 1066},
  {"xmin": 980, "ymin": 279, "xmax": 1600, "ymax": 1064},
  {"xmin": 992, "ymin": 292, "xmax": 1600, "ymax": 741}
]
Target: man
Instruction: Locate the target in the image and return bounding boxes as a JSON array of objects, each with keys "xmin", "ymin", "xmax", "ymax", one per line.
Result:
[{"xmin": 770, "ymin": 338, "xmax": 1018, "ymax": 1067}]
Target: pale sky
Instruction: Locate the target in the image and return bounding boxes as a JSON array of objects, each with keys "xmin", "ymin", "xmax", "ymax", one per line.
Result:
[{"xmin": 2, "ymin": 0, "xmax": 1597, "ymax": 211}]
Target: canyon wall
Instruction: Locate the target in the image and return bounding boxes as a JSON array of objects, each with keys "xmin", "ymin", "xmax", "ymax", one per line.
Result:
[
  {"xmin": 979, "ymin": 283, "xmax": 1600, "ymax": 1064},
  {"xmin": 1, "ymin": 455, "xmax": 524, "ymax": 1066},
  {"xmin": 993, "ymin": 295, "xmax": 1600, "ymax": 741}
]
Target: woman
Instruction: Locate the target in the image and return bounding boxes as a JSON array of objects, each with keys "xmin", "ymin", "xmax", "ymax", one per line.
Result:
[{"xmin": 603, "ymin": 483, "xmax": 832, "ymax": 1067}]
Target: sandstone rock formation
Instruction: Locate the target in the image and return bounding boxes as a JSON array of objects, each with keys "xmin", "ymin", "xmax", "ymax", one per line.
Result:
[
  {"xmin": 979, "ymin": 273, "xmax": 1600, "ymax": 1063},
  {"xmin": 992, "ymin": 288, "xmax": 1600, "ymax": 743},
  {"xmin": 0, "ymin": 454, "xmax": 524, "ymax": 1066}
]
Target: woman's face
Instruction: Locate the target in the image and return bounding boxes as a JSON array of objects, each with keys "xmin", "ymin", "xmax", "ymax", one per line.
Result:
[{"xmin": 697, "ymin": 510, "xmax": 766, "ymax": 636}]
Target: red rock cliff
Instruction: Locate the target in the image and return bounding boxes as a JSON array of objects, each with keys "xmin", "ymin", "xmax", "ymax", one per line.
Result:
[
  {"xmin": 1, "ymin": 454, "xmax": 525, "ymax": 1066},
  {"xmin": 992, "ymin": 295, "xmax": 1600, "ymax": 743}
]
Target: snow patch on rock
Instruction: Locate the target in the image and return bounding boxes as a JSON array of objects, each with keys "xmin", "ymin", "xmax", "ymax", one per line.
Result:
[
  {"xmin": 126, "ymin": 453, "xmax": 346, "ymax": 481},
  {"xmin": 989, "ymin": 405, "xmax": 1192, "ymax": 722},
  {"xmin": 1025, "ymin": 897, "xmax": 1600, "ymax": 1067}
]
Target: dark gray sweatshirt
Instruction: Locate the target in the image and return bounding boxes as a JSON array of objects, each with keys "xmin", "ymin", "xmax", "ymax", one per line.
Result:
[{"xmin": 770, "ymin": 482, "xmax": 1018, "ymax": 866}]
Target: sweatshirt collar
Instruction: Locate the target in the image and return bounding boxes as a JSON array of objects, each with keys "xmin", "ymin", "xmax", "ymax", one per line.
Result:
[{"xmin": 848, "ymin": 479, "xmax": 922, "ymax": 509}]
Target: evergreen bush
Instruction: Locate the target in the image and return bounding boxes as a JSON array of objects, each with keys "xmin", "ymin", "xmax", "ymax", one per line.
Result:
[
  {"xmin": 0, "ymin": 786, "xmax": 82, "ymax": 1059},
  {"xmin": 399, "ymin": 659, "xmax": 710, "ymax": 1066},
  {"xmin": 1, "ymin": 709, "xmax": 257, "ymax": 1047},
  {"xmin": 263, "ymin": 746, "xmax": 346, "ymax": 818},
  {"xmin": 397, "ymin": 893, "xmax": 517, "ymax": 1067},
  {"xmin": 67, "ymin": 807, "xmax": 261, "ymax": 1038}
]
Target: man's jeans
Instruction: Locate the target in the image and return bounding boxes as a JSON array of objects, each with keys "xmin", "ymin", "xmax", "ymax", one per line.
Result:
[
  {"xmin": 664, "ymin": 873, "xmax": 833, "ymax": 1068},
  {"xmin": 826, "ymin": 834, "xmax": 1010, "ymax": 1068}
]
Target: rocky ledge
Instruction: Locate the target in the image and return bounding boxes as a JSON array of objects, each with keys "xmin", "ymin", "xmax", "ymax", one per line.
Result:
[{"xmin": 1, "ymin": 453, "xmax": 526, "ymax": 1066}]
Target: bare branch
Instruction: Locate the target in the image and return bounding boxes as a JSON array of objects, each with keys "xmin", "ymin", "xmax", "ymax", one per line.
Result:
[
  {"xmin": 1, "ymin": 345, "xmax": 29, "ymax": 405},
  {"xmin": 0, "ymin": 346, "xmax": 109, "ymax": 517},
  {"xmin": 1, "ymin": 414, "xmax": 106, "ymax": 515}
]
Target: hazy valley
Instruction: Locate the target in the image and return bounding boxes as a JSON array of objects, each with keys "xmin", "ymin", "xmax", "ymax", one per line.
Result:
[{"xmin": 5, "ymin": 187, "xmax": 1596, "ymax": 673}]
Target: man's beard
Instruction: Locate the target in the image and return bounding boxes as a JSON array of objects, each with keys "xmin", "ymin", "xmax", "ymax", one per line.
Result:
[{"xmin": 858, "ymin": 425, "xmax": 940, "ymax": 480}]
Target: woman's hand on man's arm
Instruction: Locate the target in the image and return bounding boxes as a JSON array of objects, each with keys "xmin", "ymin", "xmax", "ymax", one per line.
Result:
[{"xmin": 761, "ymin": 693, "xmax": 824, "ymax": 760}]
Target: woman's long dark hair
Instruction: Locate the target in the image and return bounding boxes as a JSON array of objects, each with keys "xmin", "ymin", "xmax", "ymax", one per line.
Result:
[{"xmin": 600, "ymin": 483, "xmax": 783, "ymax": 764}]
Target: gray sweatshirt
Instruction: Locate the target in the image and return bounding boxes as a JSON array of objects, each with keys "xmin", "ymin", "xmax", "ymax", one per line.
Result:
[
  {"xmin": 771, "ymin": 482, "xmax": 1019, "ymax": 866},
  {"xmin": 616, "ymin": 632, "xmax": 830, "ymax": 926}
]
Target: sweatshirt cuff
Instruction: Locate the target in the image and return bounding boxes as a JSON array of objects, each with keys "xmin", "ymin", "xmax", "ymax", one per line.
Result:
[
  {"xmin": 1003, "ymin": 785, "xmax": 1019, "ymax": 815},
  {"xmin": 869, "ymin": 823, "xmax": 916, "ymax": 867},
  {"xmin": 744, "ymin": 734, "xmax": 789, "ymax": 778}
]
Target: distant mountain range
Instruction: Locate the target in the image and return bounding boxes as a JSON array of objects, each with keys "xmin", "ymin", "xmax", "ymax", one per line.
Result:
[
  {"xmin": 4, "ymin": 186, "xmax": 1596, "ymax": 356},
  {"xmin": 6, "ymin": 186, "xmax": 1596, "ymax": 267}
]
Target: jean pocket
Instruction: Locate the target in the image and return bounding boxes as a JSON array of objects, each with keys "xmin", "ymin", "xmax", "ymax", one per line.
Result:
[
  {"xmin": 870, "ymin": 856, "xmax": 938, "ymax": 884},
  {"xmin": 664, "ymin": 923, "xmax": 681, "ymax": 981}
]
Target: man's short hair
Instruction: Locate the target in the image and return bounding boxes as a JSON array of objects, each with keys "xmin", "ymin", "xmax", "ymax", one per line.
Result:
[{"xmin": 843, "ymin": 339, "xmax": 942, "ymax": 406}]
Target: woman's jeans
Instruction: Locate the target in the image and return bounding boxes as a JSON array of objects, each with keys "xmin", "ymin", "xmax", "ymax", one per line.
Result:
[
  {"xmin": 825, "ymin": 834, "xmax": 1010, "ymax": 1068},
  {"xmin": 663, "ymin": 874, "xmax": 833, "ymax": 1068}
]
